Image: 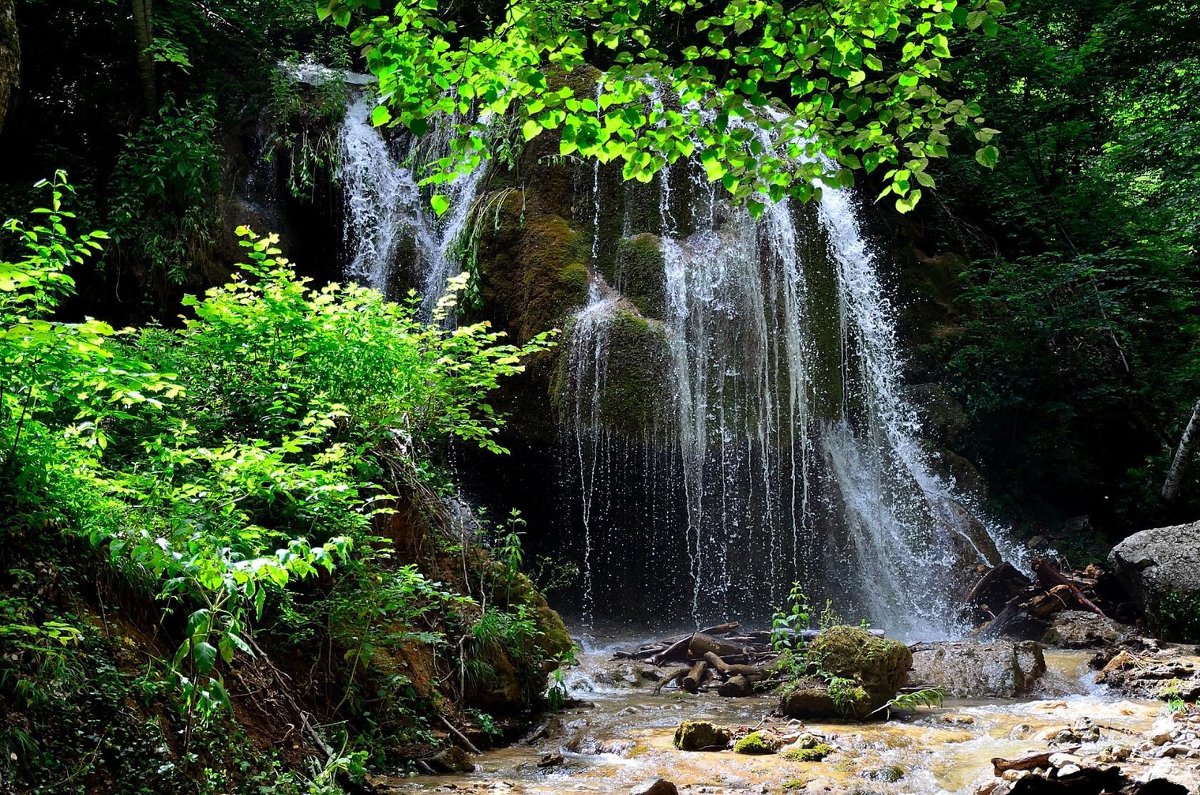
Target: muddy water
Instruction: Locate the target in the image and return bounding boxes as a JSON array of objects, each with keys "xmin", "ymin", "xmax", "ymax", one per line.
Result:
[{"xmin": 385, "ymin": 648, "xmax": 1169, "ymax": 794}]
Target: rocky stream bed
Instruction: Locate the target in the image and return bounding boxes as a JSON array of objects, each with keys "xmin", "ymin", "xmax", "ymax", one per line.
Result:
[{"xmin": 366, "ymin": 628, "xmax": 1200, "ymax": 795}]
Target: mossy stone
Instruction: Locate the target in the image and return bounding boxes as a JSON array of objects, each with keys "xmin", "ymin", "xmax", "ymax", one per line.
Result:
[
  {"xmin": 782, "ymin": 743, "xmax": 833, "ymax": 762},
  {"xmin": 672, "ymin": 720, "xmax": 731, "ymax": 751},
  {"xmin": 612, "ymin": 234, "xmax": 667, "ymax": 319},
  {"xmin": 781, "ymin": 626, "xmax": 912, "ymax": 720},
  {"xmin": 733, "ymin": 730, "xmax": 781, "ymax": 755}
]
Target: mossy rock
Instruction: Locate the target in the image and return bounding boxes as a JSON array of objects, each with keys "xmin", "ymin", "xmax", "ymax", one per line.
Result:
[
  {"xmin": 611, "ymin": 234, "xmax": 667, "ymax": 319},
  {"xmin": 782, "ymin": 743, "xmax": 834, "ymax": 762},
  {"xmin": 733, "ymin": 730, "xmax": 782, "ymax": 755},
  {"xmin": 673, "ymin": 720, "xmax": 731, "ymax": 751},
  {"xmin": 550, "ymin": 306, "xmax": 673, "ymax": 439},
  {"xmin": 782, "ymin": 626, "xmax": 912, "ymax": 720}
]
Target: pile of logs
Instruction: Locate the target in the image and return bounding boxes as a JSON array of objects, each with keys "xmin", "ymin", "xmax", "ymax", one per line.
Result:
[
  {"xmin": 614, "ymin": 621, "xmax": 883, "ymax": 697},
  {"xmin": 965, "ymin": 556, "xmax": 1120, "ymax": 638},
  {"xmin": 614, "ymin": 623, "xmax": 776, "ymax": 696}
]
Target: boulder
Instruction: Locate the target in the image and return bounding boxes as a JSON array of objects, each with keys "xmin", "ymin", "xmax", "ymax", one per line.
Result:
[
  {"xmin": 733, "ymin": 730, "xmax": 783, "ymax": 755},
  {"xmin": 1042, "ymin": 610, "xmax": 1135, "ymax": 648},
  {"xmin": 630, "ymin": 780, "xmax": 678, "ymax": 795},
  {"xmin": 780, "ymin": 626, "xmax": 912, "ymax": 719},
  {"xmin": 909, "ymin": 639, "xmax": 1047, "ymax": 698},
  {"xmin": 1110, "ymin": 521, "xmax": 1200, "ymax": 641},
  {"xmin": 672, "ymin": 720, "xmax": 731, "ymax": 751}
]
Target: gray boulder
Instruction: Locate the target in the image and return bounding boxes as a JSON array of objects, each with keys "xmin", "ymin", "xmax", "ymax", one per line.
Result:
[
  {"xmin": 1110, "ymin": 521, "xmax": 1200, "ymax": 639},
  {"xmin": 1041, "ymin": 610, "xmax": 1134, "ymax": 648},
  {"xmin": 908, "ymin": 639, "xmax": 1046, "ymax": 698}
]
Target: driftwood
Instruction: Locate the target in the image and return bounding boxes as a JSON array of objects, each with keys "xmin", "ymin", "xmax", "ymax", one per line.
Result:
[
  {"xmin": 1032, "ymin": 557, "xmax": 1107, "ymax": 618},
  {"xmin": 965, "ymin": 561, "xmax": 1032, "ymax": 610},
  {"xmin": 993, "ymin": 752, "xmax": 1056, "ymax": 775},
  {"xmin": 702, "ymin": 651, "xmax": 765, "ymax": 681},
  {"xmin": 687, "ymin": 632, "xmax": 746, "ymax": 660},
  {"xmin": 682, "ymin": 660, "xmax": 709, "ymax": 693}
]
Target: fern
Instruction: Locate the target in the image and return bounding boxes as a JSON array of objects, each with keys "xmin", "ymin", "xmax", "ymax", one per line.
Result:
[{"xmin": 869, "ymin": 687, "xmax": 946, "ymax": 720}]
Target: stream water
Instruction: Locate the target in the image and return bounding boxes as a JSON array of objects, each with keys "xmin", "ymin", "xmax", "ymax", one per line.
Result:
[{"xmin": 374, "ymin": 643, "xmax": 1170, "ymax": 795}]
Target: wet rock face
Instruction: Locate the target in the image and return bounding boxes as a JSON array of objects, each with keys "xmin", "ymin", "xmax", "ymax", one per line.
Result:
[
  {"xmin": 1110, "ymin": 521, "xmax": 1200, "ymax": 641},
  {"xmin": 1042, "ymin": 610, "xmax": 1135, "ymax": 648},
  {"xmin": 909, "ymin": 639, "xmax": 1047, "ymax": 698},
  {"xmin": 1095, "ymin": 647, "xmax": 1200, "ymax": 701}
]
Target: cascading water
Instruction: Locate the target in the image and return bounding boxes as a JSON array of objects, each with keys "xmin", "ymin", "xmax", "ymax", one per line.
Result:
[
  {"xmin": 338, "ymin": 92, "xmax": 487, "ymax": 317},
  {"xmin": 556, "ymin": 101, "xmax": 1018, "ymax": 640},
  {"xmin": 328, "ymin": 77, "xmax": 1017, "ymax": 640}
]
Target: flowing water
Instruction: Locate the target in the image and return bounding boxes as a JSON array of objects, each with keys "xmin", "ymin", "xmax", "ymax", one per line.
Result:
[
  {"xmin": 333, "ymin": 81, "xmax": 1019, "ymax": 639},
  {"xmin": 370, "ymin": 644, "xmax": 1172, "ymax": 795},
  {"xmin": 338, "ymin": 93, "xmax": 487, "ymax": 318},
  {"xmin": 556, "ymin": 116, "xmax": 1018, "ymax": 638}
]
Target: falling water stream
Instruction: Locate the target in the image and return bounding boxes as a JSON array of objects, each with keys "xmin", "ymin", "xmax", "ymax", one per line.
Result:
[{"xmin": 333, "ymin": 81, "xmax": 1018, "ymax": 640}]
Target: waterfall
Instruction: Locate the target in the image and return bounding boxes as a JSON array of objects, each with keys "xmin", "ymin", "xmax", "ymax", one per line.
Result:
[
  {"xmin": 338, "ymin": 92, "xmax": 487, "ymax": 317},
  {"xmin": 327, "ymin": 77, "xmax": 1016, "ymax": 640},
  {"xmin": 555, "ymin": 105, "xmax": 1016, "ymax": 641}
]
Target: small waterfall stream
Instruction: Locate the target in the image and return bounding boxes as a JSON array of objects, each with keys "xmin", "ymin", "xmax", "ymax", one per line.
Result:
[
  {"xmin": 331, "ymin": 83, "xmax": 1017, "ymax": 640},
  {"xmin": 338, "ymin": 92, "xmax": 486, "ymax": 317}
]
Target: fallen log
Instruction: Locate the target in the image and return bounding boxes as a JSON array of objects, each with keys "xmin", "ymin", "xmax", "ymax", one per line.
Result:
[
  {"xmin": 687, "ymin": 633, "xmax": 745, "ymax": 659},
  {"xmin": 682, "ymin": 661, "xmax": 708, "ymax": 693},
  {"xmin": 1026, "ymin": 584, "xmax": 1081, "ymax": 618},
  {"xmin": 654, "ymin": 666, "xmax": 690, "ymax": 694},
  {"xmin": 649, "ymin": 634, "xmax": 693, "ymax": 666},
  {"xmin": 1032, "ymin": 558, "xmax": 1107, "ymax": 618},
  {"xmin": 717, "ymin": 674, "xmax": 753, "ymax": 697},
  {"xmin": 993, "ymin": 752, "xmax": 1055, "ymax": 775},
  {"xmin": 699, "ymin": 621, "xmax": 740, "ymax": 636},
  {"xmin": 702, "ymin": 651, "xmax": 766, "ymax": 681},
  {"xmin": 965, "ymin": 561, "xmax": 1032, "ymax": 610}
]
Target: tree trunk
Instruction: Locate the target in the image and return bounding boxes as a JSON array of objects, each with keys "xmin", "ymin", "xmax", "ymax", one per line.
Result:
[
  {"xmin": 0, "ymin": 0, "xmax": 18, "ymax": 131},
  {"xmin": 131, "ymin": 0, "xmax": 156, "ymax": 115},
  {"xmin": 1162, "ymin": 398, "xmax": 1200, "ymax": 502}
]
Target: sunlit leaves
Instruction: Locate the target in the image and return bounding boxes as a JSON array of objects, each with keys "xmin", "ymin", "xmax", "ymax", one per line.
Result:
[{"xmin": 321, "ymin": 0, "xmax": 1007, "ymax": 212}]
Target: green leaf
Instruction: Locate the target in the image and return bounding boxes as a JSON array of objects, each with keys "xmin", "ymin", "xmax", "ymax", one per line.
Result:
[
  {"xmin": 975, "ymin": 145, "xmax": 999, "ymax": 169},
  {"xmin": 431, "ymin": 194, "xmax": 451, "ymax": 216},
  {"xmin": 522, "ymin": 119, "xmax": 543, "ymax": 141},
  {"xmin": 371, "ymin": 105, "xmax": 392, "ymax": 127},
  {"xmin": 193, "ymin": 641, "xmax": 218, "ymax": 675}
]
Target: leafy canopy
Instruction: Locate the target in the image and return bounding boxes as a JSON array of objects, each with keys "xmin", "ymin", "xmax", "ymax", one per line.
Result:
[{"xmin": 319, "ymin": 0, "xmax": 1005, "ymax": 214}]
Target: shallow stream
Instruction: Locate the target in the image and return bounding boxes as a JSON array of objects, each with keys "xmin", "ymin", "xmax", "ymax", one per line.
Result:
[{"xmin": 378, "ymin": 640, "xmax": 1173, "ymax": 794}]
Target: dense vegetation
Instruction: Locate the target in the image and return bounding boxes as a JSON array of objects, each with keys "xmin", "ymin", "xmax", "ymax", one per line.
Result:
[
  {"xmin": 903, "ymin": 0, "xmax": 1200, "ymax": 542},
  {"xmin": 0, "ymin": 0, "xmax": 1198, "ymax": 789}
]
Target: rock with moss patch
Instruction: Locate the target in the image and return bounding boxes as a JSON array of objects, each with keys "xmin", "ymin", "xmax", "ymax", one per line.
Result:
[
  {"xmin": 782, "ymin": 743, "xmax": 834, "ymax": 762},
  {"xmin": 733, "ymin": 730, "xmax": 783, "ymax": 755},
  {"xmin": 780, "ymin": 626, "xmax": 912, "ymax": 719},
  {"xmin": 673, "ymin": 720, "xmax": 731, "ymax": 751},
  {"xmin": 610, "ymin": 234, "xmax": 666, "ymax": 319}
]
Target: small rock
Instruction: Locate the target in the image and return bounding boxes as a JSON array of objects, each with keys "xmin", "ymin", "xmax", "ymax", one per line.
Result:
[
  {"xmin": 733, "ymin": 730, "xmax": 783, "ymax": 755},
  {"xmin": 1048, "ymin": 753, "xmax": 1082, "ymax": 768},
  {"xmin": 629, "ymin": 779, "xmax": 678, "ymax": 795},
  {"xmin": 1151, "ymin": 731, "xmax": 1173, "ymax": 746},
  {"xmin": 536, "ymin": 752, "xmax": 563, "ymax": 769},
  {"xmin": 673, "ymin": 720, "xmax": 731, "ymax": 751},
  {"xmin": 1056, "ymin": 763, "xmax": 1081, "ymax": 777},
  {"xmin": 429, "ymin": 746, "xmax": 475, "ymax": 773}
]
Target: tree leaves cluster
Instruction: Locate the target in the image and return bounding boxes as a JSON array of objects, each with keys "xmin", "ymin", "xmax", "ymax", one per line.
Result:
[{"xmin": 321, "ymin": 0, "xmax": 1006, "ymax": 214}]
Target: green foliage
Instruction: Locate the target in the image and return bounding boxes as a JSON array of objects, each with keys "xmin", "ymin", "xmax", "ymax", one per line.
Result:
[
  {"xmin": 108, "ymin": 95, "xmax": 222, "ymax": 284},
  {"xmin": 320, "ymin": 0, "xmax": 1007, "ymax": 214},
  {"xmin": 267, "ymin": 67, "xmax": 350, "ymax": 199},
  {"xmin": 928, "ymin": 0, "xmax": 1200, "ymax": 529},
  {"xmin": 868, "ymin": 687, "xmax": 945, "ymax": 719},
  {"xmin": 0, "ymin": 179, "xmax": 556, "ymax": 732},
  {"xmin": 771, "ymin": 582, "xmax": 811, "ymax": 651}
]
